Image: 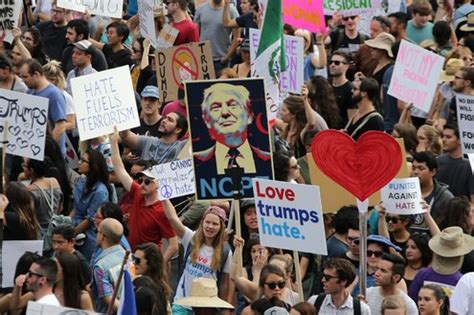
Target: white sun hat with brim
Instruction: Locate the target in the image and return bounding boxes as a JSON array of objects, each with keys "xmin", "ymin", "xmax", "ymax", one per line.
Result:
[{"xmin": 174, "ymin": 278, "xmax": 234, "ymax": 309}]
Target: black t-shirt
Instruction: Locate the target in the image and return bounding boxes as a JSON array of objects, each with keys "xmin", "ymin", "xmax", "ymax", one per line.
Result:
[
  {"xmin": 36, "ymin": 21, "xmax": 67, "ymax": 61},
  {"xmin": 329, "ymin": 28, "xmax": 369, "ymax": 56},
  {"xmin": 436, "ymin": 154, "xmax": 474, "ymax": 199},
  {"xmin": 236, "ymin": 12, "xmax": 258, "ymax": 38},
  {"xmin": 102, "ymin": 44, "xmax": 133, "ymax": 69},
  {"xmin": 338, "ymin": 252, "xmax": 359, "ymax": 269},
  {"xmin": 345, "ymin": 111, "xmax": 384, "ymax": 141},
  {"xmin": 332, "ymin": 80, "xmax": 354, "ymax": 127},
  {"xmin": 73, "ymin": 250, "xmax": 93, "ymax": 286},
  {"xmin": 61, "ymin": 45, "xmax": 108, "ymax": 74},
  {"xmin": 372, "ymin": 63, "xmax": 393, "ymax": 88},
  {"xmin": 4, "ymin": 209, "xmax": 31, "ymax": 240},
  {"xmin": 131, "ymin": 119, "xmax": 161, "ymax": 137}
]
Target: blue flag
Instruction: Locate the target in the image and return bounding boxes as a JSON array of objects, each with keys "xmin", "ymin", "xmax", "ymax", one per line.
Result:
[{"xmin": 118, "ymin": 269, "xmax": 137, "ymax": 315}]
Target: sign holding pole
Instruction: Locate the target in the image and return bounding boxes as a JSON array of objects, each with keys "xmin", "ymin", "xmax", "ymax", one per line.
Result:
[{"xmin": 456, "ymin": 94, "xmax": 474, "ymax": 155}]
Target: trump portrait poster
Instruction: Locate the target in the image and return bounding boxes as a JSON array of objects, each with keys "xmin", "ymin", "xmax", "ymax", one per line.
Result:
[{"xmin": 185, "ymin": 78, "xmax": 273, "ymax": 200}]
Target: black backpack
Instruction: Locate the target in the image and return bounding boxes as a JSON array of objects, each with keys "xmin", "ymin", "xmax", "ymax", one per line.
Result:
[{"xmin": 314, "ymin": 293, "xmax": 361, "ymax": 315}]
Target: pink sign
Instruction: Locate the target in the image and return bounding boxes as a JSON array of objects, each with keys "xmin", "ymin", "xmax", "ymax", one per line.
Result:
[{"xmin": 282, "ymin": 0, "xmax": 326, "ymax": 33}]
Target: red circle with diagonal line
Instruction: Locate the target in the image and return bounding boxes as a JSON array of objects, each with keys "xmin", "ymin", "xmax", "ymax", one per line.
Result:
[{"xmin": 171, "ymin": 47, "xmax": 200, "ymax": 86}]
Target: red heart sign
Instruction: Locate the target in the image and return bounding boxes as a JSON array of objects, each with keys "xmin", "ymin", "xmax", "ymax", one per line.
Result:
[{"xmin": 311, "ymin": 130, "xmax": 403, "ymax": 201}]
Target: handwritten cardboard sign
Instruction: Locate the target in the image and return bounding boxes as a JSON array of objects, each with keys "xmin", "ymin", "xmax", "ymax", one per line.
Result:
[
  {"xmin": 282, "ymin": 0, "xmax": 325, "ymax": 33},
  {"xmin": 0, "ymin": 89, "xmax": 48, "ymax": 160},
  {"xmin": 156, "ymin": 24, "xmax": 179, "ymax": 50},
  {"xmin": 323, "ymin": 0, "xmax": 382, "ymax": 16},
  {"xmin": 151, "ymin": 158, "xmax": 195, "ymax": 200},
  {"xmin": 252, "ymin": 178, "xmax": 327, "ymax": 255},
  {"xmin": 138, "ymin": 0, "xmax": 157, "ymax": 49},
  {"xmin": 156, "ymin": 41, "xmax": 215, "ymax": 104},
  {"xmin": 388, "ymin": 40, "xmax": 444, "ymax": 113},
  {"xmin": 456, "ymin": 94, "xmax": 474, "ymax": 155},
  {"xmin": 70, "ymin": 66, "xmax": 140, "ymax": 141},
  {"xmin": 381, "ymin": 177, "xmax": 423, "ymax": 215},
  {"xmin": 0, "ymin": 0, "xmax": 22, "ymax": 43},
  {"xmin": 26, "ymin": 301, "xmax": 101, "ymax": 315},
  {"xmin": 58, "ymin": 0, "xmax": 123, "ymax": 18},
  {"xmin": 2, "ymin": 240, "xmax": 43, "ymax": 288}
]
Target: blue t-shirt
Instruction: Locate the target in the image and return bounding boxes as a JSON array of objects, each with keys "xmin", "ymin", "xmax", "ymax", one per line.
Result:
[
  {"xmin": 29, "ymin": 84, "xmax": 67, "ymax": 157},
  {"xmin": 406, "ymin": 20, "xmax": 434, "ymax": 45}
]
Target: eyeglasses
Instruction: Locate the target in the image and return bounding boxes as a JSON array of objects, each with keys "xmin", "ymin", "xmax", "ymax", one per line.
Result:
[
  {"xmin": 385, "ymin": 216, "xmax": 399, "ymax": 224},
  {"xmin": 322, "ymin": 273, "xmax": 339, "ymax": 281},
  {"xmin": 132, "ymin": 255, "xmax": 142, "ymax": 265},
  {"xmin": 137, "ymin": 177, "xmax": 154, "ymax": 186},
  {"xmin": 343, "ymin": 15, "xmax": 357, "ymax": 21},
  {"xmin": 265, "ymin": 281, "xmax": 286, "ymax": 290},
  {"xmin": 27, "ymin": 270, "xmax": 45, "ymax": 278},
  {"xmin": 347, "ymin": 236, "xmax": 360, "ymax": 245},
  {"xmin": 367, "ymin": 250, "xmax": 383, "ymax": 258},
  {"xmin": 79, "ymin": 158, "xmax": 89, "ymax": 164},
  {"xmin": 330, "ymin": 60, "xmax": 348, "ymax": 66}
]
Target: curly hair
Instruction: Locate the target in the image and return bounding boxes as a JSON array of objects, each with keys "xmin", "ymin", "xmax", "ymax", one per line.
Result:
[{"xmin": 307, "ymin": 76, "xmax": 342, "ymax": 129}]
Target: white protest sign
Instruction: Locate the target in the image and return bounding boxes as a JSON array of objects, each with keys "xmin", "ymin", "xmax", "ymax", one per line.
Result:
[
  {"xmin": 0, "ymin": 89, "xmax": 48, "ymax": 160},
  {"xmin": 2, "ymin": 240, "xmax": 43, "ymax": 288},
  {"xmin": 250, "ymin": 28, "xmax": 304, "ymax": 96},
  {"xmin": 252, "ymin": 178, "xmax": 327, "ymax": 255},
  {"xmin": 388, "ymin": 40, "xmax": 444, "ymax": 112},
  {"xmin": 57, "ymin": 0, "xmax": 86, "ymax": 12},
  {"xmin": 71, "ymin": 66, "xmax": 140, "ymax": 141},
  {"xmin": 152, "ymin": 158, "xmax": 195, "ymax": 200},
  {"xmin": 456, "ymin": 94, "xmax": 474, "ymax": 155},
  {"xmin": 468, "ymin": 153, "xmax": 474, "ymax": 174},
  {"xmin": 380, "ymin": 177, "xmax": 423, "ymax": 215},
  {"xmin": 156, "ymin": 24, "xmax": 179, "ymax": 50},
  {"xmin": 0, "ymin": 0, "xmax": 22, "ymax": 43},
  {"xmin": 138, "ymin": 0, "xmax": 157, "ymax": 49},
  {"xmin": 26, "ymin": 301, "xmax": 102, "ymax": 315},
  {"xmin": 57, "ymin": 0, "xmax": 123, "ymax": 18},
  {"xmin": 65, "ymin": 136, "xmax": 80, "ymax": 169},
  {"xmin": 323, "ymin": 0, "xmax": 382, "ymax": 16}
]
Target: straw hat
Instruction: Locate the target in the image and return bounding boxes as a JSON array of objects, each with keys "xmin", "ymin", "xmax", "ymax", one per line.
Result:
[
  {"xmin": 364, "ymin": 32, "xmax": 395, "ymax": 57},
  {"xmin": 460, "ymin": 12, "xmax": 474, "ymax": 32},
  {"xmin": 429, "ymin": 226, "xmax": 474, "ymax": 257},
  {"xmin": 439, "ymin": 58, "xmax": 464, "ymax": 82},
  {"xmin": 174, "ymin": 278, "xmax": 234, "ymax": 309}
]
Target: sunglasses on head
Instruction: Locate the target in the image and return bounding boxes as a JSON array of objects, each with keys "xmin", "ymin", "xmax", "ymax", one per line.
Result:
[
  {"xmin": 367, "ymin": 250, "xmax": 383, "ymax": 258},
  {"xmin": 343, "ymin": 15, "xmax": 357, "ymax": 21},
  {"xmin": 132, "ymin": 255, "xmax": 142, "ymax": 265},
  {"xmin": 385, "ymin": 216, "xmax": 399, "ymax": 224},
  {"xmin": 347, "ymin": 236, "xmax": 360, "ymax": 245},
  {"xmin": 137, "ymin": 177, "xmax": 153, "ymax": 186},
  {"xmin": 265, "ymin": 281, "xmax": 286, "ymax": 290}
]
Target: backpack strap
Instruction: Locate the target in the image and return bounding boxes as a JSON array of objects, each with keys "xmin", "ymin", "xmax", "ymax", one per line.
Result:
[
  {"xmin": 216, "ymin": 242, "xmax": 231, "ymax": 284},
  {"xmin": 334, "ymin": 29, "xmax": 345, "ymax": 52},
  {"xmin": 313, "ymin": 293, "xmax": 326, "ymax": 312},
  {"xmin": 345, "ymin": 111, "xmax": 383, "ymax": 138},
  {"xmin": 353, "ymin": 297, "xmax": 361, "ymax": 315}
]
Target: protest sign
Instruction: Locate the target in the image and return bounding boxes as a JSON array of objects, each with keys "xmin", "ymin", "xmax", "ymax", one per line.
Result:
[
  {"xmin": 186, "ymin": 78, "xmax": 273, "ymax": 200},
  {"xmin": 65, "ymin": 136, "xmax": 80, "ymax": 169},
  {"xmin": 150, "ymin": 158, "xmax": 195, "ymax": 200},
  {"xmin": 0, "ymin": 0, "xmax": 22, "ymax": 43},
  {"xmin": 138, "ymin": 0, "xmax": 157, "ymax": 49},
  {"xmin": 456, "ymin": 94, "xmax": 474, "ymax": 154},
  {"xmin": 0, "ymin": 89, "xmax": 48, "ymax": 160},
  {"xmin": 71, "ymin": 66, "xmax": 140, "ymax": 141},
  {"xmin": 156, "ymin": 41, "xmax": 215, "ymax": 104},
  {"xmin": 2, "ymin": 240, "xmax": 43, "ymax": 288},
  {"xmin": 323, "ymin": 0, "xmax": 381, "ymax": 16},
  {"xmin": 57, "ymin": 0, "xmax": 86, "ymax": 12},
  {"xmin": 57, "ymin": 0, "xmax": 123, "ymax": 18},
  {"xmin": 381, "ymin": 177, "xmax": 423, "ymax": 215},
  {"xmin": 250, "ymin": 28, "xmax": 304, "ymax": 97},
  {"xmin": 26, "ymin": 301, "xmax": 101, "ymax": 315},
  {"xmin": 156, "ymin": 24, "xmax": 179, "ymax": 50},
  {"xmin": 282, "ymin": 0, "xmax": 325, "ymax": 33},
  {"xmin": 252, "ymin": 178, "xmax": 327, "ymax": 255},
  {"xmin": 469, "ymin": 153, "xmax": 474, "ymax": 174},
  {"xmin": 388, "ymin": 40, "xmax": 444, "ymax": 112}
]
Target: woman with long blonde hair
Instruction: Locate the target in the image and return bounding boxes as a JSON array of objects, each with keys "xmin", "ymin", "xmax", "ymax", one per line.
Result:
[{"xmin": 163, "ymin": 199, "xmax": 231, "ymax": 315}]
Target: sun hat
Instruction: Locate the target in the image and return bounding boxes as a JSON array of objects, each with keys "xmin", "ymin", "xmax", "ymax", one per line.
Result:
[
  {"xmin": 364, "ymin": 32, "xmax": 395, "ymax": 57},
  {"xmin": 174, "ymin": 278, "xmax": 234, "ymax": 309},
  {"xmin": 439, "ymin": 58, "xmax": 464, "ymax": 82},
  {"xmin": 367, "ymin": 234, "xmax": 401, "ymax": 252},
  {"xmin": 429, "ymin": 226, "xmax": 474, "ymax": 258},
  {"xmin": 431, "ymin": 254, "xmax": 464, "ymax": 275},
  {"xmin": 460, "ymin": 12, "xmax": 474, "ymax": 32}
]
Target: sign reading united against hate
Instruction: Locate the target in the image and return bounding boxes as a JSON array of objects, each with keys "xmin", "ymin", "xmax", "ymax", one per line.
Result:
[
  {"xmin": 151, "ymin": 159, "xmax": 195, "ymax": 200},
  {"xmin": 250, "ymin": 29, "xmax": 304, "ymax": 97},
  {"xmin": 71, "ymin": 66, "xmax": 140, "ymax": 141},
  {"xmin": 381, "ymin": 177, "xmax": 423, "ymax": 215},
  {"xmin": 456, "ymin": 94, "xmax": 474, "ymax": 154},
  {"xmin": 186, "ymin": 78, "xmax": 273, "ymax": 200},
  {"xmin": 156, "ymin": 41, "xmax": 215, "ymax": 104},
  {"xmin": 388, "ymin": 40, "xmax": 444, "ymax": 113},
  {"xmin": 0, "ymin": 89, "xmax": 48, "ymax": 160},
  {"xmin": 323, "ymin": 0, "xmax": 381, "ymax": 15},
  {"xmin": 57, "ymin": 0, "xmax": 123, "ymax": 18},
  {"xmin": 282, "ymin": 0, "xmax": 325, "ymax": 33},
  {"xmin": 252, "ymin": 178, "xmax": 327, "ymax": 255},
  {"xmin": 0, "ymin": 0, "xmax": 22, "ymax": 43}
]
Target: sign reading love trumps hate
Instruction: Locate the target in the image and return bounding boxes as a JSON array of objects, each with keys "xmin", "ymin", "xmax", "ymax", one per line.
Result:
[
  {"xmin": 71, "ymin": 66, "xmax": 140, "ymax": 141},
  {"xmin": 0, "ymin": 89, "xmax": 48, "ymax": 160},
  {"xmin": 381, "ymin": 177, "xmax": 423, "ymax": 215},
  {"xmin": 456, "ymin": 94, "xmax": 474, "ymax": 154},
  {"xmin": 388, "ymin": 40, "xmax": 444, "ymax": 112},
  {"xmin": 0, "ymin": 0, "xmax": 22, "ymax": 43},
  {"xmin": 252, "ymin": 178, "xmax": 327, "ymax": 255}
]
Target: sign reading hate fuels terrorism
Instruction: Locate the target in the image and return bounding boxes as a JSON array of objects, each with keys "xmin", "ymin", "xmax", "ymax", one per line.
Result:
[
  {"xmin": 252, "ymin": 178, "xmax": 327, "ymax": 255},
  {"xmin": 71, "ymin": 66, "xmax": 140, "ymax": 141},
  {"xmin": 381, "ymin": 177, "xmax": 423, "ymax": 215},
  {"xmin": 456, "ymin": 94, "xmax": 474, "ymax": 155}
]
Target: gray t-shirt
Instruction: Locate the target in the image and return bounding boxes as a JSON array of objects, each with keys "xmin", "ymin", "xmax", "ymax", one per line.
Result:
[
  {"xmin": 366, "ymin": 287, "xmax": 418, "ymax": 315},
  {"xmin": 194, "ymin": 3, "xmax": 239, "ymax": 60},
  {"xmin": 137, "ymin": 136, "xmax": 186, "ymax": 164}
]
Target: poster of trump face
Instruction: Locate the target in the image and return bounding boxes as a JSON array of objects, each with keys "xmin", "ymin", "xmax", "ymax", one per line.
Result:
[{"xmin": 185, "ymin": 78, "xmax": 274, "ymax": 200}]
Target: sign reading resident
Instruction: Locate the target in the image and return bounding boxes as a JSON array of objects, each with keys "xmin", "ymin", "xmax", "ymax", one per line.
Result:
[
  {"xmin": 0, "ymin": 89, "xmax": 48, "ymax": 160},
  {"xmin": 2, "ymin": 240, "xmax": 43, "ymax": 288},
  {"xmin": 282, "ymin": 0, "xmax": 325, "ymax": 33},
  {"xmin": 0, "ymin": 0, "xmax": 22, "ymax": 43},
  {"xmin": 57, "ymin": 0, "xmax": 123, "ymax": 18},
  {"xmin": 456, "ymin": 94, "xmax": 474, "ymax": 154},
  {"xmin": 71, "ymin": 66, "xmax": 140, "ymax": 141},
  {"xmin": 388, "ymin": 40, "xmax": 444, "ymax": 112},
  {"xmin": 323, "ymin": 0, "xmax": 381, "ymax": 16},
  {"xmin": 138, "ymin": 0, "xmax": 157, "ymax": 48},
  {"xmin": 381, "ymin": 177, "xmax": 423, "ymax": 215},
  {"xmin": 250, "ymin": 29, "xmax": 304, "ymax": 97},
  {"xmin": 152, "ymin": 159, "xmax": 195, "ymax": 200},
  {"xmin": 156, "ymin": 41, "xmax": 215, "ymax": 104},
  {"xmin": 253, "ymin": 178, "xmax": 327, "ymax": 255}
]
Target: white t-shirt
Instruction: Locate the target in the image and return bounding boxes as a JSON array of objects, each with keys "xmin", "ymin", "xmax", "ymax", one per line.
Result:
[
  {"xmin": 36, "ymin": 293, "xmax": 61, "ymax": 306},
  {"xmin": 62, "ymin": 90, "xmax": 75, "ymax": 115},
  {"xmin": 451, "ymin": 272, "xmax": 474, "ymax": 315},
  {"xmin": 366, "ymin": 287, "xmax": 418, "ymax": 315},
  {"xmin": 173, "ymin": 227, "xmax": 232, "ymax": 302}
]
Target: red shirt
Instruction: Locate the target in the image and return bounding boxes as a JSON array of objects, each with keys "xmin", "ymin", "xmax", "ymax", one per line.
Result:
[
  {"xmin": 127, "ymin": 182, "xmax": 176, "ymax": 250},
  {"xmin": 172, "ymin": 19, "xmax": 199, "ymax": 46}
]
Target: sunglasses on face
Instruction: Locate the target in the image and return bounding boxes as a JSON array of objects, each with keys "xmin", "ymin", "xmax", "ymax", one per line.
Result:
[
  {"xmin": 132, "ymin": 255, "xmax": 142, "ymax": 265},
  {"xmin": 265, "ymin": 281, "xmax": 286, "ymax": 290},
  {"xmin": 347, "ymin": 236, "xmax": 360, "ymax": 245},
  {"xmin": 367, "ymin": 250, "xmax": 383, "ymax": 258},
  {"xmin": 330, "ymin": 60, "xmax": 348, "ymax": 66},
  {"xmin": 322, "ymin": 273, "xmax": 339, "ymax": 281},
  {"xmin": 343, "ymin": 15, "xmax": 357, "ymax": 21},
  {"xmin": 137, "ymin": 178, "xmax": 153, "ymax": 186},
  {"xmin": 385, "ymin": 216, "xmax": 399, "ymax": 224}
]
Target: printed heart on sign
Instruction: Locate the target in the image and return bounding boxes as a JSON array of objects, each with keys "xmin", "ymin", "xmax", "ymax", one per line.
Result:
[
  {"xmin": 311, "ymin": 130, "xmax": 403, "ymax": 201},
  {"xmin": 23, "ymin": 130, "xmax": 34, "ymax": 140},
  {"xmin": 16, "ymin": 138, "xmax": 28, "ymax": 149},
  {"xmin": 30, "ymin": 144, "xmax": 41, "ymax": 156},
  {"xmin": 36, "ymin": 128, "xmax": 45, "ymax": 138},
  {"xmin": 8, "ymin": 125, "xmax": 20, "ymax": 136}
]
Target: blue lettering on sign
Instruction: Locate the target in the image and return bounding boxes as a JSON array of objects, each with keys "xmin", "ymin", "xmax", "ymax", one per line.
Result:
[{"xmin": 199, "ymin": 176, "xmax": 269, "ymax": 198}]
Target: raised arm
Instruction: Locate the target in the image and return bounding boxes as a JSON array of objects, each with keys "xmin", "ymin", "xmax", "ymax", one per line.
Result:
[
  {"xmin": 162, "ymin": 199, "xmax": 186, "ymax": 238},
  {"xmin": 301, "ymin": 84, "xmax": 318, "ymax": 129},
  {"xmin": 110, "ymin": 127, "xmax": 133, "ymax": 191},
  {"xmin": 119, "ymin": 129, "xmax": 140, "ymax": 151},
  {"xmin": 222, "ymin": 0, "xmax": 239, "ymax": 28}
]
